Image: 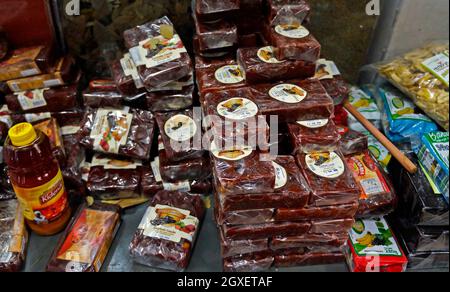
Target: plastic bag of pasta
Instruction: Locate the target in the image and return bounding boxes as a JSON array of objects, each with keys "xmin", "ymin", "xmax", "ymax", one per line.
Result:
[{"xmin": 378, "ymin": 42, "xmax": 449, "ymax": 131}]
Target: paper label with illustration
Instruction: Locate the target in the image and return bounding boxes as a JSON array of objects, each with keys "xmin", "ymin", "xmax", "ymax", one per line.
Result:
[
  {"xmin": 25, "ymin": 112, "xmax": 51, "ymax": 123},
  {"xmin": 33, "ymin": 119, "xmax": 63, "ymax": 149},
  {"xmin": 91, "ymin": 154, "xmax": 142, "ymax": 170},
  {"xmin": 211, "ymin": 141, "xmax": 253, "ymax": 161},
  {"xmin": 130, "ymin": 34, "xmax": 187, "ymax": 69},
  {"xmin": 163, "ymin": 181, "xmax": 191, "ymax": 192},
  {"xmin": 257, "ymin": 46, "xmax": 284, "ymax": 64},
  {"xmin": 347, "ymin": 152, "xmax": 390, "ymax": 199},
  {"xmin": 275, "ymin": 24, "xmax": 310, "ymax": 39},
  {"xmin": 272, "ymin": 162, "xmax": 288, "ymax": 189},
  {"xmin": 305, "ymin": 152, "xmax": 345, "ymax": 179},
  {"xmin": 120, "ymin": 53, "xmax": 144, "ymax": 89},
  {"xmin": 421, "ymin": 51, "xmax": 449, "ymax": 87},
  {"xmin": 297, "ymin": 119, "xmax": 329, "ymax": 129},
  {"xmin": 269, "ymin": 84, "xmax": 307, "ymax": 104},
  {"xmin": 314, "ymin": 59, "xmax": 341, "ymax": 80},
  {"xmin": 56, "ymin": 209, "xmax": 118, "ymax": 266},
  {"xmin": 15, "ymin": 89, "xmax": 48, "ymax": 111},
  {"xmin": 164, "ymin": 114, "xmax": 197, "ymax": 142},
  {"xmin": 349, "ymin": 218, "xmax": 403, "ymax": 257},
  {"xmin": 215, "ymin": 65, "xmax": 245, "ymax": 84},
  {"xmin": 384, "ymin": 90, "xmax": 432, "ymax": 122},
  {"xmin": 90, "ymin": 109, "xmax": 133, "ymax": 154},
  {"xmin": 0, "ymin": 46, "xmax": 43, "ymax": 81},
  {"xmin": 217, "ymin": 98, "xmax": 258, "ymax": 121},
  {"xmin": 140, "ymin": 204, "xmax": 199, "ymax": 243}
]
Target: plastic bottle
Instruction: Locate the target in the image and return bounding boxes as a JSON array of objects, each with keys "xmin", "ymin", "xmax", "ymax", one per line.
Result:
[{"xmin": 3, "ymin": 123, "xmax": 71, "ymax": 235}]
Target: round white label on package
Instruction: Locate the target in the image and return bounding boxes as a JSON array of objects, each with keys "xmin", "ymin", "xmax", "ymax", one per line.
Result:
[
  {"xmin": 164, "ymin": 114, "xmax": 197, "ymax": 142},
  {"xmin": 269, "ymin": 84, "xmax": 307, "ymax": 104},
  {"xmin": 214, "ymin": 65, "xmax": 245, "ymax": 84},
  {"xmin": 305, "ymin": 152, "xmax": 345, "ymax": 179},
  {"xmin": 217, "ymin": 98, "xmax": 258, "ymax": 121}
]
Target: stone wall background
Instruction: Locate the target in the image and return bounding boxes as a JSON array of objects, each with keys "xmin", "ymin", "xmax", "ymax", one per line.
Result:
[{"xmin": 60, "ymin": 0, "xmax": 378, "ymax": 82}]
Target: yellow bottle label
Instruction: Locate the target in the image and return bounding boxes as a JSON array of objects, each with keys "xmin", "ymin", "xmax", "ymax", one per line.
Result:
[{"xmin": 12, "ymin": 169, "xmax": 69, "ymax": 224}]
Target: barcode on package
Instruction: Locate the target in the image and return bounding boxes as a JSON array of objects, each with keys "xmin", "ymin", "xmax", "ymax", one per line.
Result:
[{"xmin": 360, "ymin": 178, "xmax": 384, "ymax": 196}]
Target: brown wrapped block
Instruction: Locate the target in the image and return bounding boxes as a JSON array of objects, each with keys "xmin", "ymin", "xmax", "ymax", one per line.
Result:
[
  {"xmin": 123, "ymin": 17, "xmax": 193, "ymax": 88},
  {"xmin": 274, "ymin": 251, "xmax": 345, "ymax": 267},
  {"xmin": 195, "ymin": 56, "xmax": 236, "ymax": 71},
  {"xmin": 146, "ymin": 84, "xmax": 194, "ymax": 113},
  {"xmin": 268, "ymin": 25, "xmax": 321, "ymax": 62},
  {"xmin": 61, "ymin": 134, "xmax": 85, "ymax": 192},
  {"xmin": 0, "ymin": 111, "xmax": 12, "ymax": 144},
  {"xmin": 0, "ymin": 164, "xmax": 15, "ymax": 201},
  {"xmin": 217, "ymin": 205, "xmax": 275, "ymax": 225},
  {"xmin": 156, "ymin": 109, "xmax": 204, "ymax": 162},
  {"xmin": 217, "ymin": 155, "xmax": 310, "ymax": 211},
  {"xmin": 0, "ymin": 28, "xmax": 7, "ymax": 61},
  {"xmin": 5, "ymin": 84, "xmax": 78, "ymax": 113},
  {"xmin": 223, "ymin": 251, "xmax": 274, "ymax": 272},
  {"xmin": 237, "ymin": 46, "xmax": 315, "ymax": 84},
  {"xmin": 240, "ymin": 0, "xmax": 265, "ymax": 12},
  {"xmin": 212, "ymin": 149, "xmax": 276, "ymax": 196},
  {"xmin": 197, "ymin": 59, "xmax": 245, "ymax": 94},
  {"xmin": 220, "ymin": 221, "xmax": 311, "ymax": 240},
  {"xmin": 238, "ymin": 33, "xmax": 261, "ymax": 48},
  {"xmin": 203, "ymin": 87, "xmax": 270, "ymax": 147},
  {"xmin": 220, "ymin": 232, "xmax": 269, "ymax": 258},
  {"xmin": 0, "ymin": 200, "xmax": 28, "ymax": 272},
  {"xmin": 86, "ymin": 154, "xmax": 145, "ymax": 200},
  {"xmin": 271, "ymin": 233, "xmax": 348, "ymax": 250},
  {"xmin": 111, "ymin": 54, "xmax": 144, "ymax": 96},
  {"xmin": 236, "ymin": 14, "xmax": 265, "ymax": 35},
  {"xmin": 339, "ymin": 128, "xmax": 368, "ymax": 156},
  {"xmin": 193, "ymin": 35, "xmax": 236, "ymax": 58},
  {"xmin": 314, "ymin": 60, "xmax": 350, "ymax": 105},
  {"xmin": 33, "ymin": 118, "xmax": 66, "ymax": 167},
  {"xmin": 88, "ymin": 79, "xmax": 118, "ymax": 92},
  {"xmin": 288, "ymin": 119, "xmax": 340, "ymax": 154},
  {"xmin": 195, "ymin": 0, "xmax": 240, "ymax": 22},
  {"xmin": 195, "ymin": 19, "xmax": 238, "ymax": 51},
  {"xmin": 267, "ymin": 0, "xmax": 311, "ymax": 27},
  {"xmin": 141, "ymin": 161, "xmax": 212, "ymax": 196},
  {"xmin": 11, "ymin": 108, "xmax": 85, "ymax": 130},
  {"xmin": 297, "ymin": 151, "xmax": 360, "ymax": 207},
  {"xmin": 310, "ymin": 218, "xmax": 355, "ymax": 234},
  {"xmin": 346, "ymin": 151, "xmax": 397, "ymax": 217},
  {"xmin": 78, "ymin": 108, "xmax": 155, "ymax": 160},
  {"xmin": 0, "ymin": 45, "xmax": 54, "ymax": 82},
  {"xmin": 7, "ymin": 55, "xmax": 78, "ymax": 92},
  {"xmin": 46, "ymin": 203, "xmax": 121, "ymax": 272},
  {"xmin": 82, "ymin": 90, "xmax": 124, "ymax": 109},
  {"xmin": 129, "ymin": 190, "xmax": 205, "ymax": 272},
  {"xmin": 159, "ymin": 150, "xmax": 210, "ymax": 183},
  {"xmin": 251, "ymin": 79, "xmax": 334, "ymax": 123},
  {"xmin": 274, "ymin": 203, "xmax": 359, "ymax": 221}
]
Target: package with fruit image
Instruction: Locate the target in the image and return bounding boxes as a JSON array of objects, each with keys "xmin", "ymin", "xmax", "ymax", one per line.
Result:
[
  {"xmin": 129, "ymin": 190, "xmax": 205, "ymax": 271},
  {"xmin": 345, "ymin": 217, "xmax": 408, "ymax": 272}
]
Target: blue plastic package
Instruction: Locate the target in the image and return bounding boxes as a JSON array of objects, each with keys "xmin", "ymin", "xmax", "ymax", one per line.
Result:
[{"xmin": 365, "ymin": 85, "xmax": 438, "ymax": 144}]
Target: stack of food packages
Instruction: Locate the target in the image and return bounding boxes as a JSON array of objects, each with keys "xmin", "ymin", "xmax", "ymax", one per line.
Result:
[{"xmin": 193, "ymin": 0, "xmax": 400, "ymax": 272}]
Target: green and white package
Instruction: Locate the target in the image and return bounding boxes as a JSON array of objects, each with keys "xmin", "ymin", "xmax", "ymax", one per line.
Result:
[{"xmin": 347, "ymin": 86, "xmax": 382, "ymax": 132}]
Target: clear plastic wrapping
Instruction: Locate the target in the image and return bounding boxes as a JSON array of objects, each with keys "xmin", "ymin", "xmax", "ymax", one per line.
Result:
[
  {"xmin": 46, "ymin": 203, "xmax": 121, "ymax": 272},
  {"xmin": 237, "ymin": 46, "xmax": 316, "ymax": 84},
  {"xmin": 195, "ymin": 19, "xmax": 238, "ymax": 51},
  {"xmin": 111, "ymin": 54, "xmax": 143, "ymax": 96},
  {"xmin": 33, "ymin": 118, "xmax": 66, "ymax": 167},
  {"xmin": 0, "ymin": 110, "xmax": 12, "ymax": 144},
  {"xmin": 267, "ymin": 25, "xmax": 321, "ymax": 62},
  {"xmin": 389, "ymin": 153, "xmax": 449, "ymax": 227},
  {"xmin": 129, "ymin": 190, "xmax": 205, "ymax": 272},
  {"xmin": 82, "ymin": 90, "xmax": 124, "ymax": 109},
  {"xmin": 275, "ymin": 203, "xmax": 358, "ymax": 222},
  {"xmin": 156, "ymin": 109, "xmax": 204, "ymax": 162},
  {"xmin": 146, "ymin": 85, "xmax": 194, "ymax": 112},
  {"xmin": 0, "ymin": 164, "xmax": 15, "ymax": 201},
  {"xmin": 251, "ymin": 79, "xmax": 335, "ymax": 123},
  {"xmin": 78, "ymin": 107, "xmax": 155, "ymax": 160},
  {"xmin": 212, "ymin": 150, "xmax": 276, "ymax": 196},
  {"xmin": 203, "ymin": 87, "xmax": 270, "ymax": 147},
  {"xmin": 346, "ymin": 151, "xmax": 397, "ymax": 218},
  {"xmin": 193, "ymin": 35, "xmax": 236, "ymax": 58},
  {"xmin": 6, "ymin": 55, "xmax": 78, "ymax": 92},
  {"xmin": 271, "ymin": 233, "xmax": 348, "ymax": 250},
  {"xmin": 61, "ymin": 134, "xmax": 85, "ymax": 192},
  {"xmin": 313, "ymin": 59, "xmax": 349, "ymax": 105},
  {"xmin": 123, "ymin": 17, "xmax": 193, "ymax": 89},
  {"xmin": 195, "ymin": 0, "xmax": 240, "ymax": 22},
  {"xmin": 220, "ymin": 221, "xmax": 311, "ymax": 241},
  {"xmin": 267, "ymin": 0, "xmax": 311, "ymax": 27},
  {"xmin": 310, "ymin": 218, "xmax": 355, "ymax": 234},
  {"xmin": 86, "ymin": 154, "xmax": 145, "ymax": 200},
  {"xmin": 274, "ymin": 251, "xmax": 344, "ymax": 267},
  {"xmin": 217, "ymin": 155, "xmax": 310, "ymax": 211},
  {"xmin": 159, "ymin": 150, "xmax": 210, "ymax": 183},
  {"xmin": 347, "ymin": 86, "xmax": 382, "ymax": 132},
  {"xmin": 339, "ymin": 128, "xmax": 369, "ymax": 156},
  {"xmin": 378, "ymin": 42, "xmax": 449, "ymax": 130},
  {"xmin": 5, "ymin": 84, "xmax": 78, "ymax": 113},
  {"xmin": 0, "ymin": 200, "xmax": 28, "ymax": 272},
  {"xmin": 196, "ymin": 59, "xmax": 246, "ymax": 94},
  {"xmin": 0, "ymin": 46, "xmax": 54, "ymax": 82},
  {"xmin": 223, "ymin": 251, "xmax": 274, "ymax": 272},
  {"xmin": 220, "ymin": 233, "xmax": 269, "ymax": 258},
  {"xmin": 288, "ymin": 119, "xmax": 340, "ymax": 154},
  {"xmin": 297, "ymin": 151, "xmax": 360, "ymax": 207}
]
